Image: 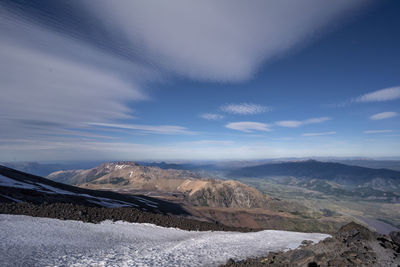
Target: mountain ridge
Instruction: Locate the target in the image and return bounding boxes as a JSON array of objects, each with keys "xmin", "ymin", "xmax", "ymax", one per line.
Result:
[
  {"xmin": 46, "ymin": 161, "xmax": 350, "ymax": 232},
  {"xmin": 228, "ymin": 159, "xmax": 400, "ymax": 188},
  {"xmin": 48, "ymin": 161, "xmax": 270, "ymax": 209}
]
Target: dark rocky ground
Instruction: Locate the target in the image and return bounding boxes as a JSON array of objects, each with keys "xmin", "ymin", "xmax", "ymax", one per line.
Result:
[
  {"xmin": 0, "ymin": 202, "xmax": 253, "ymax": 232},
  {"xmin": 0, "ymin": 164, "xmax": 188, "ymax": 215},
  {"xmin": 221, "ymin": 222, "xmax": 400, "ymax": 266}
]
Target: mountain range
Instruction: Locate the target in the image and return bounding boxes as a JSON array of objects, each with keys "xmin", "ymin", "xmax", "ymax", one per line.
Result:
[
  {"xmin": 47, "ymin": 161, "xmax": 345, "ymax": 232},
  {"xmin": 48, "ymin": 161, "xmax": 270, "ymax": 209},
  {"xmin": 228, "ymin": 160, "xmax": 400, "ymax": 186}
]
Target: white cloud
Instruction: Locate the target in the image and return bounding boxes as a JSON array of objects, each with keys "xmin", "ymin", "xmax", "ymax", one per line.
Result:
[
  {"xmin": 221, "ymin": 103, "xmax": 270, "ymax": 115},
  {"xmin": 370, "ymin": 111, "xmax": 398, "ymax": 120},
  {"xmin": 355, "ymin": 87, "xmax": 400, "ymax": 103},
  {"xmin": 80, "ymin": 0, "xmax": 368, "ymax": 82},
  {"xmin": 200, "ymin": 113, "xmax": 224, "ymax": 120},
  {"xmin": 87, "ymin": 122, "xmax": 195, "ymax": 135},
  {"xmin": 303, "ymin": 117, "xmax": 331, "ymax": 124},
  {"xmin": 225, "ymin": 122, "xmax": 271, "ymax": 133},
  {"xmin": 275, "ymin": 120, "xmax": 303, "ymax": 128},
  {"xmin": 302, "ymin": 131, "xmax": 336, "ymax": 137},
  {"xmin": 276, "ymin": 117, "xmax": 331, "ymax": 128},
  {"xmin": 364, "ymin": 130, "xmax": 393, "ymax": 134}
]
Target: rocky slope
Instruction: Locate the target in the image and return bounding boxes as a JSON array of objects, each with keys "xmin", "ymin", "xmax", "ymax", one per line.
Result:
[
  {"xmin": 222, "ymin": 222, "xmax": 400, "ymax": 266},
  {"xmin": 0, "ymin": 202, "xmax": 250, "ymax": 232},
  {"xmin": 0, "ymin": 164, "xmax": 187, "ymax": 215},
  {"xmin": 48, "ymin": 161, "xmax": 202, "ymax": 186}
]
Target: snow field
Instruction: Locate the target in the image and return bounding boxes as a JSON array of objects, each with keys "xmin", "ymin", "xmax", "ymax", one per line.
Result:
[{"xmin": 0, "ymin": 214, "xmax": 330, "ymax": 266}]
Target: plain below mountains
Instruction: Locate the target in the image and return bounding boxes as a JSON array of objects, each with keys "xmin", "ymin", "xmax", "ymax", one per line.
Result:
[{"xmin": 228, "ymin": 160, "xmax": 400, "ymax": 202}]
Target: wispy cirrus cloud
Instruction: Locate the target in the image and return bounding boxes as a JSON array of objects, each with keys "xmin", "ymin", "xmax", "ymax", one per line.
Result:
[
  {"xmin": 225, "ymin": 122, "xmax": 271, "ymax": 133},
  {"xmin": 302, "ymin": 131, "xmax": 336, "ymax": 137},
  {"xmin": 364, "ymin": 130, "xmax": 393, "ymax": 134},
  {"xmin": 88, "ymin": 122, "xmax": 195, "ymax": 135},
  {"xmin": 221, "ymin": 103, "xmax": 270, "ymax": 115},
  {"xmin": 370, "ymin": 111, "xmax": 398, "ymax": 120},
  {"xmin": 0, "ymin": 7, "xmax": 156, "ymax": 143},
  {"xmin": 200, "ymin": 113, "xmax": 224, "ymax": 120},
  {"xmin": 276, "ymin": 117, "xmax": 331, "ymax": 128}
]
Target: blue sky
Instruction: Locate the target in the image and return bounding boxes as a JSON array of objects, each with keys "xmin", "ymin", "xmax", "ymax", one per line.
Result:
[{"xmin": 0, "ymin": 0, "xmax": 399, "ymax": 161}]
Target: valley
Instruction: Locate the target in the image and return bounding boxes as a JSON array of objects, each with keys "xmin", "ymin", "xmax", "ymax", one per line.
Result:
[{"xmin": 224, "ymin": 160, "xmax": 400, "ymax": 231}]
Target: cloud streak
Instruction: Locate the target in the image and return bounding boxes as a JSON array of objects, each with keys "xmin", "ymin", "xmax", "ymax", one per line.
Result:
[
  {"xmin": 88, "ymin": 123, "xmax": 195, "ymax": 135},
  {"xmin": 302, "ymin": 131, "xmax": 336, "ymax": 137},
  {"xmin": 355, "ymin": 87, "xmax": 400, "ymax": 103},
  {"xmin": 0, "ymin": 7, "xmax": 158, "ymax": 143},
  {"xmin": 370, "ymin": 112, "xmax": 398, "ymax": 120},
  {"xmin": 364, "ymin": 130, "xmax": 393, "ymax": 134},
  {"xmin": 200, "ymin": 113, "xmax": 224, "ymax": 120},
  {"xmin": 276, "ymin": 117, "xmax": 331, "ymax": 128},
  {"xmin": 225, "ymin": 122, "xmax": 271, "ymax": 133},
  {"xmin": 221, "ymin": 103, "xmax": 270, "ymax": 115}
]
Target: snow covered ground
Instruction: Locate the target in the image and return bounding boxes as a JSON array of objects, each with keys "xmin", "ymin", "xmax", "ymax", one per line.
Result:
[{"xmin": 0, "ymin": 214, "xmax": 330, "ymax": 266}]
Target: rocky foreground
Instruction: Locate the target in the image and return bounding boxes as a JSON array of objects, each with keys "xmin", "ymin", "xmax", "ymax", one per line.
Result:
[
  {"xmin": 221, "ymin": 222, "xmax": 400, "ymax": 266},
  {"xmin": 0, "ymin": 202, "xmax": 252, "ymax": 232}
]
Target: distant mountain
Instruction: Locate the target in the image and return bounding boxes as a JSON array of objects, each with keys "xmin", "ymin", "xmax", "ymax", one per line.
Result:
[
  {"xmin": 48, "ymin": 161, "xmax": 269, "ymax": 209},
  {"xmin": 138, "ymin": 161, "xmax": 214, "ymax": 171},
  {"xmin": 228, "ymin": 160, "xmax": 400, "ymax": 203},
  {"xmin": 48, "ymin": 161, "xmax": 202, "ymax": 188},
  {"xmin": 228, "ymin": 160, "xmax": 400, "ymax": 187},
  {"xmin": 0, "ymin": 164, "xmax": 187, "ymax": 215},
  {"xmin": 332, "ymin": 159, "xmax": 400, "ymax": 171},
  {"xmin": 0, "ymin": 161, "xmax": 104, "ymax": 176}
]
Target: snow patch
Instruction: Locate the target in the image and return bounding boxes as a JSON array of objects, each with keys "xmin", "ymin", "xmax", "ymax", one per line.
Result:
[
  {"xmin": 0, "ymin": 174, "xmax": 37, "ymax": 190},
  {"xmin": 0, "ymin": 174, "xmax": 135, "ymax": 208},
  {"xmin": 134, "ymin": 196, "xmax": 158, "ymax": 207},
  {"xmin": 115, "ymin": 164, "xmax": 130, "ymax": 169},
  {"xmin": 0, "ymin": 214, "xmax": 330, "ymax": 266}
]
